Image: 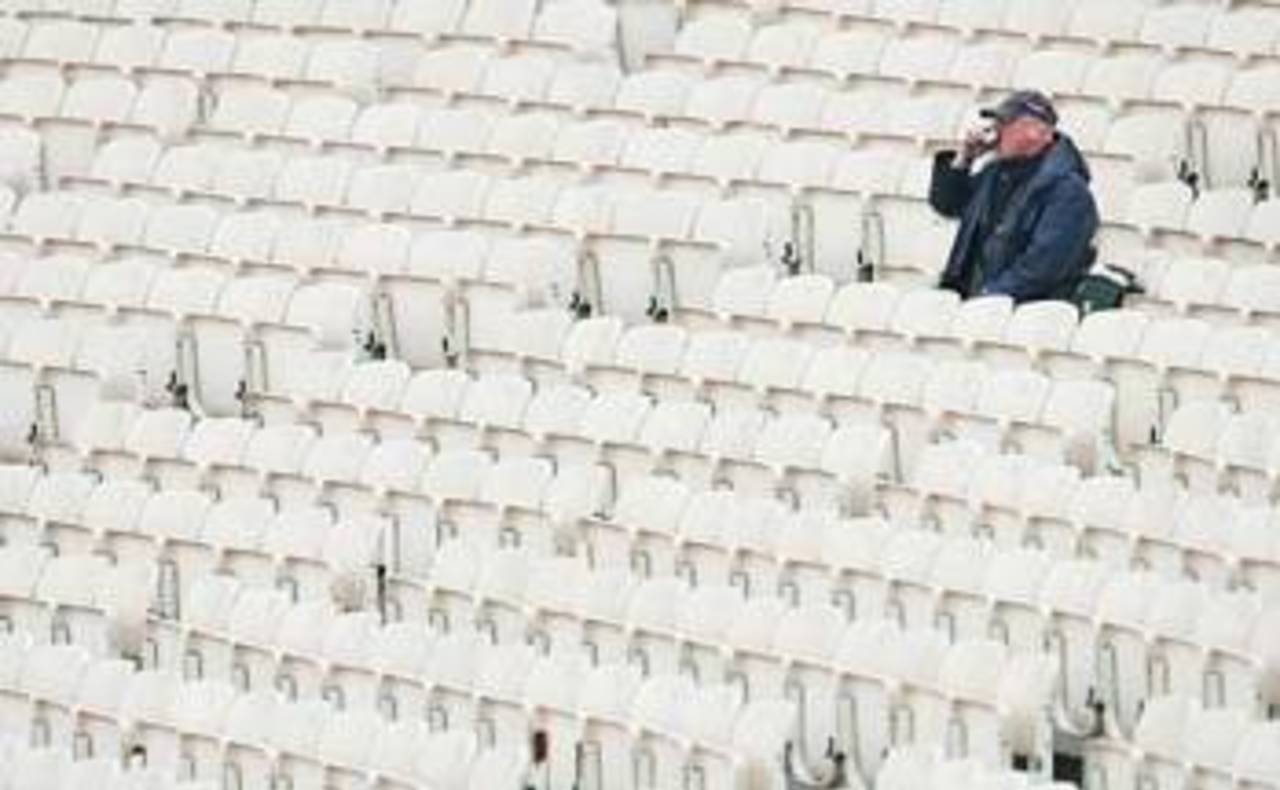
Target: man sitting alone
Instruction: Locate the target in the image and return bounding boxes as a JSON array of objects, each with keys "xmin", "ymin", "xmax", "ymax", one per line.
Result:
[{"xmin": 929, "ymin": 90, "xmax": 1099, "ymax": 303}]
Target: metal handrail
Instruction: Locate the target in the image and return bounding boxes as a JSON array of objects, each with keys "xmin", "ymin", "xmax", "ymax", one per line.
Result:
[
  {"xmin": 786, "ymin": 196, "xmax": 816, "ymax": 277},
  {"xmin": 647, "ymin": 253, "xmax": 677, "ymax": 323},
  {"xmin": 858, "ymin": 206, "xmax": 885, "ymax": 283},
  {"xmin": 571, "ymin": 248, "xmax": 604, "ymax": 319},
  {"xmin": 442, "ymin": 291, "xmax": 471, "ymax": 369}
]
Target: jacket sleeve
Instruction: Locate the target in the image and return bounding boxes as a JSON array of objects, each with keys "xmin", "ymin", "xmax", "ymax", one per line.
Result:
[
  {"xmin": 981, "ymin": 177, "xmax": 1099, "ymax": 302},
  {"xmin": 928, "ymin": 150, "xmax": 975, "ymax": 219}
]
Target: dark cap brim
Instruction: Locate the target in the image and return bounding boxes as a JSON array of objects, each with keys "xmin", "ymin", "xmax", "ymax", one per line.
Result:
[{"xmin": 981, "ymin": 106, "xmax": 1054, "ymax": 125}]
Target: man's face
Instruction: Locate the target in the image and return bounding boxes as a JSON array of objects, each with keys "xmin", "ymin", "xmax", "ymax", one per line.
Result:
[{"xmin": 996, "ymin": 115, "xmax": 1054, "ymax": 159}]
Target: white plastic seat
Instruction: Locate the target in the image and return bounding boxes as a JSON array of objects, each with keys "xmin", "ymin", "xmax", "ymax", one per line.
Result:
[
  {"xmin": 303, "ymin": 39, "xmax": 381, "ymax": 95},
  {"xmin": 749, "ymin": 81, "xmax": 829, "ymax": 136},
  {"xmin": 1146, "ymin": 256, "xmax": 1229, "ymax": 316},
  {"xmin": 682, "ymin": 74, "xmax": 767, "ymax": 129},
  {"xmin": 878, "ymin": 34, "xmax": 959, "ymax": 87},
  {"xmin": 209, "ymin": 148, "xmax": 284, "ymax": 202},
  {"xmin": 227, "ymin": 33, "xmax": 309, "ymax": 82},
  {"xmin": 670, "ymin": 13, "xmax": 753, "ymax": 68},
  {"xmin": 0, "ymin": 18, "xmax": 25, "ymax": 61},
  {"xmin": 317, "ymin": 0, "xmax": 391, "ymax": 32},
  {"xmin": 1138, "ymin": 4, "xmax": 1214, "ymax": 54},
  {"xmin": 745, "ymin": 20, "xmax": 824, "ymax": 77},
  {"xmin": 1185, "ymin": 188, "xmax": 1255, "ymax": 244},
  {"xmin": 632, "ymin": 400, "xmax": 711, "ymax": 460},
  {"xmin": 692, "ymin": 197, "xmax": 789, "ymax": 268},
  {"xmin": 478, "ymin": 53, "xmax": 557, "ymax": 105},
  {"xmin": 612, "ymin": 70, "xmax": 697, "ymax": 122},
  {"xmin": 461, "ymin": 0, "xmax": 538, "ymax": 41},
  {"xmin": 278, "ymin": 94, "xmax": 358, "ymax": 147},
  {"xmin": 0, "ymin": 73, "xmax": 64, "ymax": 122},
  {"xmin": 57, "ymin": 75, "xmax": 136, "ymax": 127},
  {"xmin": 410, "ymin": 170, "xmax": 493, "ymax": 224},
  {"xmin": 544, "ymin": 60, "xmax": 623, "ymax": 114},
  {"xmin": 21, "ymin": 20, "xmax": 97, "ymax": 67},
  {"xmin": 390, "ymin": 0, "xmax": 466, "ymax": 36},
  {"xmin": 0, "ymin": 128, "xmax": 40, "ymax": 193},
  {"xmin": 685, "ymin": 131, "xmax": 773, "ymax": 190},
  {"xmin": 1151, "ymin": 60, "xmax": 1232, "ymax": 111},
  {"xmin": 1124, "ymin": 181, "xmax": 1194, "ymax": 235},
  {"xmin": 485, "ymin": 113, "xmax": 561, "ymax": 166},
  {"xmin": 350, "ymin": 102, "xmax": 424, "ymax": 154},
  {"xmin": 809, "ymin": 29, "xmax": 889, "ymax": 82},
  {"xmin": 1208, "ymin": 7, "xmax": 1279, "ymax": 59},
  {"xmin": 737, "ymin": 337, "xmax": 815, "ymax": 395},
  {"xmin": 1234, "ymin": 721, "xmax": 1280, "ymax": 788},
  {"xmin": 172, "ymin": 0, "xmax": 253, "ymax": 25},
  {"xmin": 618, "ymin": 126, "xmax": 703, "ymax": 179},
  {"xmin": 755, "ymin": 139, "xmax": 841, "ymax": 193},
  {"xmin": 178, "ymin": 417, "xmax": 255, "ymax": 473},
  {"xmin": 71, "ymin": 195, "xmax": 148, "ymax": 252},
  {"xmin": 346, "ymin": 166, "xmax": 421, "ymax": 222},
  {"xmin": 84, "ymin": 138, "xmax": 162, "ymax": 193},
  {"xmin": 155, "ymin": 28, "xmax": 235, "ymax": 76},
  {"xmin": 14, "ymin": 252, "xmax": 91, "ymax": 305},
  {"xmin": 121, "ymin": 408, "xmax": 193, "ymax": 463},
  {"xmin": 534, "ymin": 0, "xmax": 618, "ymax": 59},
  {"xmin": 456, "ymin": 374, "xmax": 534, "ymax": 433},
  {"xmin": 129, "ymin": 77, "xmax": 200, "ymax": 138},
  {"xmin": 1081, "ymin": 52, "xmax": 1161, "ymax": 107},
  {"xmin": 1002, "ymin": 0, "xmax": 1072, "ymax": 40},
  {"xmin": 272, "ymin": 154, "xmax": 353, "ymax": 210},
  {"xmin": 334, "ymin": 222, "xmax": 412, "ymax": 279},
  {"xmin": 148, "ymin": 144, "xmax": 215, "ymax": 197},
  {"xmin": 606, "ymin": 325, "xmax": 687, "ymax": 382},
  {"xmin": 246, "ymin": 0, "xmax": 321, "ymax": 29}
]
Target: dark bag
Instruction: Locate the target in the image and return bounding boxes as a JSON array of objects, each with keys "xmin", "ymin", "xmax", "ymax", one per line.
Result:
[{"xmin": 1072, "ymin": 263, "xmax": 1142, "ymax": 315}]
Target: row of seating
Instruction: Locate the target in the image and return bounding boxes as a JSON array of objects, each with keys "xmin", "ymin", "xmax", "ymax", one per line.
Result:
[
  {"xmin": 690, "ymin": 0, "xmax": 1280, "ymax": 59},
  {"xmin": 1145, "ymin": 399, "xmax": 1280, "ymax": 500},
  {"xmin": 2, "ymin": 20, "xmax": 1278, "ymax": 193},
  {"xmin": 659, "ymin": 24, "xmax": 1280, "ymax": 115},
  {"xmin": 5, "ymin": 40, "xmax": 1278, "ymax": 197},
  {"xmin": 169, "ymin": 571, "xmax": 1055, "ymax": 785},
  {"xmin": 45, "ymin": 108, "xmax": 1280, "ymax": 272},
  {"xmin": 699, "ymin": 267, "xmax": 1280, "ymax": 349},
  {"xmin": 44, "ymin": 374, "xmax": 1276, "ymax": 593},
  {"xmin": 9, "ymin": 4, "xmax": 1280, "ymax": 115},
  {"xmin": 0, "ymin": 0, "xmax": 613, "ymax": 56},
  {"xmin": 656, "ymin": 275, "xmax": 1280, "ymax": 439},
  {"xmin": 21, "ymin": 386, "xmax": 1280, "ymax": 598},
  {"xmin": 5, "ymin": 242, "xmax": 1276, "ymax": 481},
  {"xmin": 5, "ymin": 515, "xmax": 1267, "ymax": 789},
  {"xmin": 11, "ymin": 390, "xmax": 1273, "ymax": 607},
  {"xmin": 0, "ymin": 634, "xmax": 535, "ymax": 789},
  {"xmin": 5, "ymin": 94, "xmax": 1278, "ymax": 322},
  {"xmin": 9, "ymin": 9, "xmax": 1280, "ymax": 185},
  {"xmin": 1085, "ymin": 695, "xmax": 1280, "ymax": 790},
  {"xmin": 20, "ymin": 144, "xmax": 1280, "ymax": 338},
  {"xmin": 26, "ymin": 135, "xmax": 1280, "ymax": 319},
  {"xmin": 0, "ymin": 279, "xmax": 1227, "ymax": 473},
  {"xmin": 0, "ymin": 197, "xmax": 575, "ymax": 311},
  {"xmin": 158, "ymin": 530, "xmax": 1273, "ymax": 758}
]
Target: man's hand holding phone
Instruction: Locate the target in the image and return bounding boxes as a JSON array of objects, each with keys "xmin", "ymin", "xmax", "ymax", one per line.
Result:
[{"xmin": 955, "ymin": 122, "xmax": 998, "ymax": 169}]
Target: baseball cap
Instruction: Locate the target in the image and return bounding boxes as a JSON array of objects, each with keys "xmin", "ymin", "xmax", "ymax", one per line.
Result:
[{"xmin": 980, "ymin": 90, "xmax": 1058, "ymax": 127}]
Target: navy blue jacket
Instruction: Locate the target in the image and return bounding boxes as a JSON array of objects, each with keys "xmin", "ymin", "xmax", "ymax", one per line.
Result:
[{"xmin": 929, "ymin": 134, "xmax": 1099, "ymax": 303}]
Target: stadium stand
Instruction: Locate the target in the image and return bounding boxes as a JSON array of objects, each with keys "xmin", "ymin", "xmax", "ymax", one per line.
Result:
[{"xmin": 0, "ymin": 0, "xmax": 1277, "ymax": 788}]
